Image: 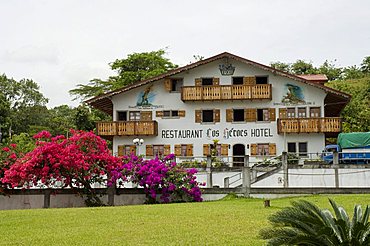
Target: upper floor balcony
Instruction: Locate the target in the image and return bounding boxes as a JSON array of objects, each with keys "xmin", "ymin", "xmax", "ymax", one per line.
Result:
[
  {"xmin": 181, "ymin": 84, "xmax": 272, "ymax": 101},
  {"xmin": 96, "ymin": 121, "xmax": 158, "ymax": 137},
  {"xmin": 277, "ymin": 117, "xmax": 342, "ymax": 134}
]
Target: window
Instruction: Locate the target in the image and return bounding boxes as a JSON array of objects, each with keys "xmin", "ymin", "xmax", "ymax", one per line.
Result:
[
  {"xmin": 117, "ymin": 111, "xmax": 127, "ymax": 121},
  {"xmin": 195, "ymin": 109, "xmax": 220, "ymax": 123},
  {"xmin": 171, "ymin": 78, "xmax": 183, "ymax": 92},
  {"xmin": 202, "ymin": 78, "xmax": 213, "ymax": 86},
  {"xmin": 163, "ymin": 110, "xmax": 179, "ymax": 118},
  {"xmin": 256, "ymin": 76, "xmax": 268, "ymax": 84},
  {"xmin": 287, "ymin": 142, "xmax": 297, "ymax": 153},
  {"xmin": 287, "ymin": 108, "xmax": 296, "ymax": 118},
  {"xmin": 203, "ymin": 144, "xmax": 222, "ymax": 156},
  {"xmin": 298, "ymin": 107, "xmax": 306, "ymax": 118},
  {"xmin": 174, "ymin": 144, "xmax": 193, "ymax": 157},
  {"xmin": 117, "ymin": 145, "xmax": 136, "ymax": 156},
  {"xmin": 232, "ymin": 77, "xmax": 244, "ymax": 85},
  {"xmin": 153, "ymin": 145, "xmax": 165, "ymax": 157},
  {"xmin": 310, "ymin": 107, "xmax": 321, "ymax": 117},
  {"xmin": 298, "ymin": 142, "xmax": 308, "ymax": 157},
  {"xmin": 233, "ymin": 109, "xmax": 245, "ymax": 122},
  {"xmin": 257, "ymin": 144, "xmax": 270, "ymax": 156},
  {"xmin": 202, "ymin": 110, "xmax": 214, "ymax": 122},
  {"xmin": 257, "ymin": 108, "xmax": 270, "ymax": 121},
  {"xmin": 129, "ymin": 111, "xmax": 141, "ymax": 121}
]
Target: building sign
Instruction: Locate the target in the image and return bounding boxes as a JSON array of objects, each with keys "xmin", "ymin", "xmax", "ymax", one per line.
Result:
[
  {"xmin": 161, "ymin": 127, "xmax": 273, "ymax": 139},
  {"xmin": 219, "ymin": 60, "xmax": 235, "ymax": 75}
]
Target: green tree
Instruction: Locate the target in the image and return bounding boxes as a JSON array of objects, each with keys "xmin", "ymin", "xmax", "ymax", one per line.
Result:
[
  {"xmin": 361, "ymin": 56, "xmax": 370, "ymax": 74},
  {"xmin": 318, "ymin": 60, "xmax": 342, "ymax": 81},
  {"xmin": 270, "ymin": 62, "xmax": 291, "ymax": 73},
  {"xmin": 70, "ymin": 49, "xmax": 178, "ymax": 101},
  {"xmin": 326, "ymin": 76, "xmax": 370, "ymax": 132},
  {"xmin": 47, "ymin": 105, "xmax": 77, "ymax": 136},
  {"xmin": 260, "ymin": 199, "xmax": 370, "ymax": 245},
  {"xmin": 291, "ymin": 60, "xmax": 317, "ymax": 75}
]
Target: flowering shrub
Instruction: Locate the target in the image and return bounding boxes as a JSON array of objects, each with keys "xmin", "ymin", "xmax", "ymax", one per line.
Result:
[
  {"xmin": 111, "ymin": 154, "xmax": 203, "ymax": 203},
  {"xmin": 0, "ymin": 143, "xmax": 20, "ymax": 195},
  {"xmin": 2, "ymin": 130, "xmax": 121, "ymax": 206}
]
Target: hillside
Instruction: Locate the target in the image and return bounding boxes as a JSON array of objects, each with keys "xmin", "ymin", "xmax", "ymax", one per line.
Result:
[{"xmin": 325, "ymin": 76, "xmax": 370, "ymax": 132}]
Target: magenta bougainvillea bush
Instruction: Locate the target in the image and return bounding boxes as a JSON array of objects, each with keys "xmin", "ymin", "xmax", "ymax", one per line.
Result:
[
  {"xmin": 111, "ymin": 154, "xmax": 203, "ymax": 203},
  {"xmin": 0, "ymin": 130, "xmax": 203, "ymax": 205}
]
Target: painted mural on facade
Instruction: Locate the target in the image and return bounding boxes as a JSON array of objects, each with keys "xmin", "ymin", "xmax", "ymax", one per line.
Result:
[
  {"xmin": 136, "ymin": 85, "xmax": 155, "ymax": 107},
  {"xmin": 281, "ymin": 83, "xmax": 305, "ymax": 104}
]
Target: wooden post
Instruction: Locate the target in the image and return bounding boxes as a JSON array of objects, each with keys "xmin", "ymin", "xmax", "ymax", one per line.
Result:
[
  {"xmin": 206, "ymin": 155, "xmax": 213, "ymax": 188},
  {"xmin": 282, "ymin": 151, "xmax": 289, "ymax": 188},
  {"xmin": 333, "ymin": 151, "xmax": 339, "ymax": 188},
  {"xmin": 242, "ymin": 155, "xmax": 251, "ymax": 197}
]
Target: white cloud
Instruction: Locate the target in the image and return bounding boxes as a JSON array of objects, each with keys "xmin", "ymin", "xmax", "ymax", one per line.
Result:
[{"xmin": 3, "ymin": 45, "xmax": 60, "ymax": 65}]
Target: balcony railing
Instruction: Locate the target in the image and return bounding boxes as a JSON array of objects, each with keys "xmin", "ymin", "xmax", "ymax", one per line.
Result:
[
  {"xmin": 277, "ymin": 117, "xmax": 342, "ymax": 134},
  {"xmin": 96, "ymin": 121, "xmax": 158, "ymax": 136},
  {"xmin": 181, "ymin": 84, "xmax": 272, "ymax": 101}
]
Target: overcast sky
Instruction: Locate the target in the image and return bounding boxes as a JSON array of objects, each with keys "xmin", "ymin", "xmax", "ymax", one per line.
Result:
[{"xmin": 1, "ymin": 0, "xmax": 369, "ymax": 108}]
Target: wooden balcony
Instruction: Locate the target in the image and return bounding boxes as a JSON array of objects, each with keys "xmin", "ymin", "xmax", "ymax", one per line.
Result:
[
  {"xmin": 277, "ymin": 117, "xmax": 342, "ymax": 134},
  {"xmin": 96, "ymin": 121, "xmax": 158, "ymax": 136},
  {"xmin": 181, "ymin": 84, "xmax": 272, "ymax": 101}
]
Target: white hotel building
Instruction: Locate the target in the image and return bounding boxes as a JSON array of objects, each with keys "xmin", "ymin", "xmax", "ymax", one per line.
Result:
[{"xmin": 87, "ymin": 52, "xmax": 350, "ymax": 165}]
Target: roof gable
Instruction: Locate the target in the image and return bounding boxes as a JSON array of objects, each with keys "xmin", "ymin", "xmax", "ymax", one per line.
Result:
[{"xmin": 86, "ymin": 52, "xmax": 350, "ymax": 115}]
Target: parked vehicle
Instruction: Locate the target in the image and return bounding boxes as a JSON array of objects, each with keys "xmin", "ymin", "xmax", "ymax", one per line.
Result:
[{"xmin": 322, "ymin": 132, "xmax": 370, "ymax": 164}]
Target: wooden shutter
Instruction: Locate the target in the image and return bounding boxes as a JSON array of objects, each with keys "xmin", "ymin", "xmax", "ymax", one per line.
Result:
[
  {"xmin": 164, "ymin": 78, "xmax": 171, "ymax": 91},
  {"xmin": 195, "ymin": 78, "xmax": 202, "ymax": 86},
  {"xmin": 146, "ymin": 145, "xmax": 153, "ymax": 156},
  {"xmin": 156, "ymin": 111, "xmax": 164, "ymax": 117},
  {"xmin": 243, "ymin": 76, "xmax": 256, "ymax": 85},
  {"xmin": 178, "ymin": 110, "xmax": 186, "ymax": 117},
  {"xmin": 141, "ymin": 111, "xmax": 152, "ymax": 121},
  {"xmin": 250, "ymin": 144, "xmax": 257, "ymax": 156},
  {"xmin": 118, "ymin": 145, "xmax": 124, "ymax": 156},
  {"xmin": 164, "ymin": 145, "xmax": 171, "ymax": 156},
  {"xmin": 213, "ymin": 77, "xmax": 220, "ymax": 85},
  {"xmin": 214, "ymin": 109, "xmax": 220, "ymax": 123},
  {"xmin": 221, "ymin": 144, "xmax": 229, "ymax": 156},
  {"xmin": 130, "ymin": 145, "xmax": 137, "ymax": 155},
  {"xmin": 195, "ymin": 110, "xmax": 202, "ymax": 123},
  {"xmin": 226, "ymin": 109, "xmax": 233, "ymax": 122},
  {"xmin": 245, "ymin": 108, "xmax": 257, "ymax": 122},
  {"xmin": 269, "ymin": 108, "xmax": 276, "ymax": 121},
  {"xmin": 203, "ymin": 144, "xmax": 210, "ymax": 156},
  {"xmin": 279, "ymin": 108, "xmax": 287, "ymax": 119},
  {"xmin": 269, "ymin": 143, "xmax": 276, "ymax": 156},
  {"xmin": 186, "ymin": 144, "xmax": 193, "ymax": 156},
  {"xmin": 174, "ymin": 144, "xmax": 181, "ymax": 156}
]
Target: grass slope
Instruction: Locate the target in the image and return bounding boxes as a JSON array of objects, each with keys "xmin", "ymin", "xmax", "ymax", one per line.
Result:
[{"xmin": 1, "ymin": 194, "xmax": 370, "ymax": 245}]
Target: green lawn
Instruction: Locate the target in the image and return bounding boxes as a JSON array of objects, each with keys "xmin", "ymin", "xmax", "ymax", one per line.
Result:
[{"xmin": 1, "ymin": 194, "xmax": 370, "ymax": 245}]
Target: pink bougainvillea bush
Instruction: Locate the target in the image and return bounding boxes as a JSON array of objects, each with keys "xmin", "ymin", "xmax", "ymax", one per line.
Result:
[
  {"xmin": 2, "ymin": 130, "xmax": 121, "ymax": 206},
  {"xmin": 0, "ymin": 143, "xmax": 20, "ymax": 195},
  {"xmin": 110, "ymin": 154, "xmax": 203, "ymax": 203}
]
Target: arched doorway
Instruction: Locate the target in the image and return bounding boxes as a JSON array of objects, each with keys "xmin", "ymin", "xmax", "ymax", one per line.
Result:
[{"xmin": 233, "ymin": 144, "xmax": 245, "ymax": 166}]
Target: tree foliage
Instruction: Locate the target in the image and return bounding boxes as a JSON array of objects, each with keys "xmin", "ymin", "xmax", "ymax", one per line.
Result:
[
  {"xmin": 326, "ymin": 76, "xmax": 370, "ymax": 132},
  {"xmin": 260, "ymin": 199, "xmax": 370, "ymax": 245},
  {"xmin": 70, "ymin": 49, "xmax": 178, "ymax": 101}
]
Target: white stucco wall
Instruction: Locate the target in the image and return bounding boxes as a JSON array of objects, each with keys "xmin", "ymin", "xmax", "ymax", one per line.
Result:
[{"xmin": 111, "ymin": 59, "xmax": 328, "ymax": 162}]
